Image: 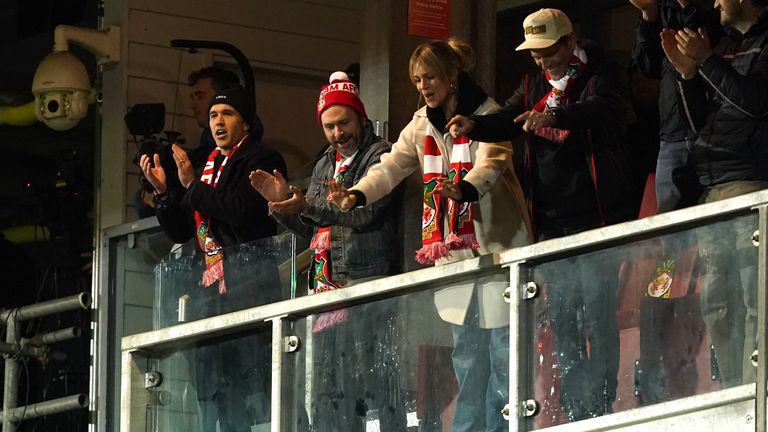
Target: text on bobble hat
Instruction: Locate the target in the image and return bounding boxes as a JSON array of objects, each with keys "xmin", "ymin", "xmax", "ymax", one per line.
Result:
[
  {"xmin": 319, "ymin": 82, "xmax": 359, "ymax": 98},
  {"xmin": 316, "ymin": 70, "xmax": 367, "ymax": 123}
]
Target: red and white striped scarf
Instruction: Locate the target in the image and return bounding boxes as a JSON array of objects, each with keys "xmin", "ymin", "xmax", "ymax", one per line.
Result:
[
  {"xmin": 532, "ymin": 46, "xmax": 587, "ymax": 144},
  {"xmin": 416, "ymin": 123, "xmax": 479, "ymax": 265},
  {"xmin": 194, "ymin": 135, "xmax": 247, "ymax": 294},
  {"xmin": 309, "ymin": 151, "xmax": 355, "ymax": 292},
  {"xmin": 309, "ymin": 151, "xmax": 355, "ymax": 333}
]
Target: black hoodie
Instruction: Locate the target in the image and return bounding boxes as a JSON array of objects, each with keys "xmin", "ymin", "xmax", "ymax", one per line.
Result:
[{"xmin": 467, "ymin": 40, "xmax": 636, "ymax": 235}]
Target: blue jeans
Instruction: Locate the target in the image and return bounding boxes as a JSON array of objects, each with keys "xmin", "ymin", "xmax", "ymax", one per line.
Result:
[
  {"xmin": 655, "ymin": 139, "xmax": 701, "ymax": 212},
  {"xmin": 451, "ymin": 295, "xmax": 509, "ymax": 432},
  {"xmin": 697, "ymin": 181, "xmax": 768, "ymax": 386}
]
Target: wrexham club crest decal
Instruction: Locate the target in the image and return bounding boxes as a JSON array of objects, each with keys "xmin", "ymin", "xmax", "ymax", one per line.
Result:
[
  {"xmin": 448, "ymin": 167, "xmax": 472, "ymax": 226},
  {"xmin": 422, "ymin": 177, "xmax": 440, "ymax": 240},
  {"xmin": 647, "ymin": 258, "xmax": 676, "ymax": 298}
]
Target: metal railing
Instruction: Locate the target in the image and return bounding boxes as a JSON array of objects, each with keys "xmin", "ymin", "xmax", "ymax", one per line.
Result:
[
  {"xmin": 111, "ymin": 190, "xmax": 768, "ymax": 432},
  {"xmin": 1, "ymin": 294, "xmax": 91, "ymax": 431}
]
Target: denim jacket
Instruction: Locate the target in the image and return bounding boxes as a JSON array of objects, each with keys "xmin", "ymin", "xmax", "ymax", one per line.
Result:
[{"xmin": 274, "ymin": 122, "xmax": 402, "ymax": 285}]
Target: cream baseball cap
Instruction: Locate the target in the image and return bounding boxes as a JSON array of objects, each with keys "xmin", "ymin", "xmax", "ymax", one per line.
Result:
[{"xmin": 515, "ymin": 8, "xmax": 573, "ymax": 51}]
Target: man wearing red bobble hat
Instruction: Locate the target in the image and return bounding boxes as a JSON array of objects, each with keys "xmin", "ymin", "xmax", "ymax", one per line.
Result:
[{"xmin": 249, "ymin": 71, "xmax": 405, "ymax": 430}]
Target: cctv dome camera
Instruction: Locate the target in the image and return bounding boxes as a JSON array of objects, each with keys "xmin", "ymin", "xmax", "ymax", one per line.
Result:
[{"xmin": 31, "ymin": 51, "xmax": 91, "ymax": 131}]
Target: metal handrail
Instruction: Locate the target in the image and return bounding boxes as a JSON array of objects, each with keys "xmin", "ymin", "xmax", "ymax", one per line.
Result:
[
  {"xmin": 2, "ymin": 294, "xmax": 91, "ymax": 431},
  {"xmin": 117, "ymin": 188, "xmax": 768, "ymax": 432},
  {"xmin": 121, "ymin": 189, "xmax": 768, "ymax": 354}
]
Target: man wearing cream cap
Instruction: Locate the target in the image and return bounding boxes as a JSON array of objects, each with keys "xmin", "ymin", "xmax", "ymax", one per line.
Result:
[{"xmin": 448, "ymin": 8, "xmax": 635, "ymax": 423}]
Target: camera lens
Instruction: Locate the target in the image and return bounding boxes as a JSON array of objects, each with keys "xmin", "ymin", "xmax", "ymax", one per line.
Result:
[{"xmin": 47, "ymin": 99, "xmax": 60, "ymax": 113}]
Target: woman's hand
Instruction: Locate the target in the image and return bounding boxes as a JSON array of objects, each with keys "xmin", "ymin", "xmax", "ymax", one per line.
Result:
[{"xmin": 435, "ymin": 177, "xmax": 462, "ymax": 201}]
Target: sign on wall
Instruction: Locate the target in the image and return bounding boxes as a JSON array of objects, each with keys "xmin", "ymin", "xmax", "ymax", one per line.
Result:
[{"xmin": 408, "ymin": 0, "xmax": 451, "ymax": 40}]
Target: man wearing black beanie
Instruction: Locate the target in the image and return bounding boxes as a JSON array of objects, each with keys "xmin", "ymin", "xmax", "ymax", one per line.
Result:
[
  {"xmin": 140, "ymin": 85, "xmax": 285, "ymax": 282},
  {"xmin": 139, "ymin": 85, "xmax": 287, "ymax": 430}
]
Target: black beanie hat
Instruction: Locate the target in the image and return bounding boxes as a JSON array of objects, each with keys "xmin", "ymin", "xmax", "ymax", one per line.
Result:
[{"xmin": 207, "ymin": 85, "xmax": 255, "ymax": 127}]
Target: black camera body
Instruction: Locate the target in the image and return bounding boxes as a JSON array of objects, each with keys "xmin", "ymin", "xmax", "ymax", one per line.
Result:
[{"xmin": 125, "ymin": 103, "xmax": 185, "ymax": 193}]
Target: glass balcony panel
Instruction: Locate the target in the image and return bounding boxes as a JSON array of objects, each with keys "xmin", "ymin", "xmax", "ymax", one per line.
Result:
[
  {"xmin": 144, "ymin": 325, "xmax": 273, "ymax": 432},
  {"xmin": 282, "ymin": 270, "xmax": 511, "ymax": 432},
  {"xmin": 153, "ymin": 231, "xmax": 305, "ymax": 329},
  {"xmin": 528, "ymin": 213, "xmax": 758, "ymax": 429},
  {"xmin": 114, "ymin": 228, "xmax": 174, "ymax": 336}
]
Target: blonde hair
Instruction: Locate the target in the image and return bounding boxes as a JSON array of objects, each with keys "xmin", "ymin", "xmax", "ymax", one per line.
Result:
[{"xmin": 408, "ymin": 38, "xmax": 475, "ymax": 86}]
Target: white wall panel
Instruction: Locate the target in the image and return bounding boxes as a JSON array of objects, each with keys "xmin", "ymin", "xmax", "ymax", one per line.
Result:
[
  {"xmin": 127, "ymin": 9, "xmax": 358, "ymax": 73},
  {"xmin": 128, "ymin": 0, "xmax": 361, "ymax": 42},
  {"xmin": 121, "ymin": 1, "xmax": 361, "ymax": 222}
]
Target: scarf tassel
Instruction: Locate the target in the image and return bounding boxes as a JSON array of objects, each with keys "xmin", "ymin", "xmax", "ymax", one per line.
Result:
[
  {"xmin": 445, "ymin": 232, "xmax": 480, "ymax": 251},
  {"xmin": 310, "ymin": 229, "xmax": 331, "ymax": 250},
  {"xmin": 415, "ymin": 241, "xmax": 452, "ymax": 265},
  {"xmin": 311, "ymin": 309, "xmax": 349, "ymax": 333},
  {"xmin": 202, "ymin": 260, "xmax": 226, "ymax": 294}
]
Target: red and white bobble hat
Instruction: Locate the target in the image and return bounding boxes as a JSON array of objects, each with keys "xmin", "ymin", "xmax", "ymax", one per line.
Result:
[{"xmin": 316, "ymin": 71, "xmax": 367, "ymax": 124}]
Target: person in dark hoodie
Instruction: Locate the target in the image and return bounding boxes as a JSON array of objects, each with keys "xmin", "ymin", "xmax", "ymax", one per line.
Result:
[
  {"xmin": 662, "ymin": 0, "xmax": 768, "ymax": 387},
  {"xmin": 448, "ymin": 8, "xmax": 635, "ymax": 422},
  {"xmin": 631, "ymin": 0, "xmax": 722, "ymax": 212},
  {"xmin": 139, "ymin": 85, "xmax": 286, "ymax": 431}
]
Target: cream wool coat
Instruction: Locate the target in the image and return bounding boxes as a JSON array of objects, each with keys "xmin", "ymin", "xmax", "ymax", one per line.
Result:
[{"xmin": 351, "ymin": 97, "xmax": 532, "ymax": 328}]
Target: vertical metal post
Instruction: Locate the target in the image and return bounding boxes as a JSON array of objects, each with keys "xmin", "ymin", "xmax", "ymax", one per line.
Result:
[
  {"xmin": 119, "ymin": 350, "xmax": 150, "ymax": 432},
  {"xmin": 270, "ymin": 318, "xmax": 285, "ymax": 432},
  {"xmin": 508, "ymin": 263, "xmax": 523, "ymax": 431},
  {"xmin": 290, "ymin": 234, "xmax": 297, "ymax": 300},
  {"xmin": 757, "ymin": 206, "xmax": 768, "ymax": 432},
  {"xmin": 2, "ymin": 317, "xmax": 19, "ymax": 432},
  {"xmin": 118, "ymin": 350, "xmax": 133, "ymax": 432},
  {"xmin": 93, "ymin": 230, "xmax": 112, "ymax": 432}
]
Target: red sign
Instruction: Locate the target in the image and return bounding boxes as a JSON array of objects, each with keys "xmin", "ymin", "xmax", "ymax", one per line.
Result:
[{"xmin": 408, "ymin": 0, "xmax": 451, "ymax": 40}]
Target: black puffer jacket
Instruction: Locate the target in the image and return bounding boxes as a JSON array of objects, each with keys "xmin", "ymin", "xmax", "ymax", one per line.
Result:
[
  {"xmin": 679, "ymin": 9, "xmax": 768, "ymax": 187},
  {"xmin": 156, "ymin": 135, "xmax": 287, "ymax": 247},
  {"xmin": 469, "ymin": 41, "xmax": 635, "ymax": 233},
  {"xmin": 632, "ymin": 2, "xmax": 722, "ymax": 141}
]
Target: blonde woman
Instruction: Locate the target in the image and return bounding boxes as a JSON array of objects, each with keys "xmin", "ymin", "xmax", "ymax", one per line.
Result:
[{"xmin": 331, "ymin": 39, "xmax": 531, "ymax": 431}]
